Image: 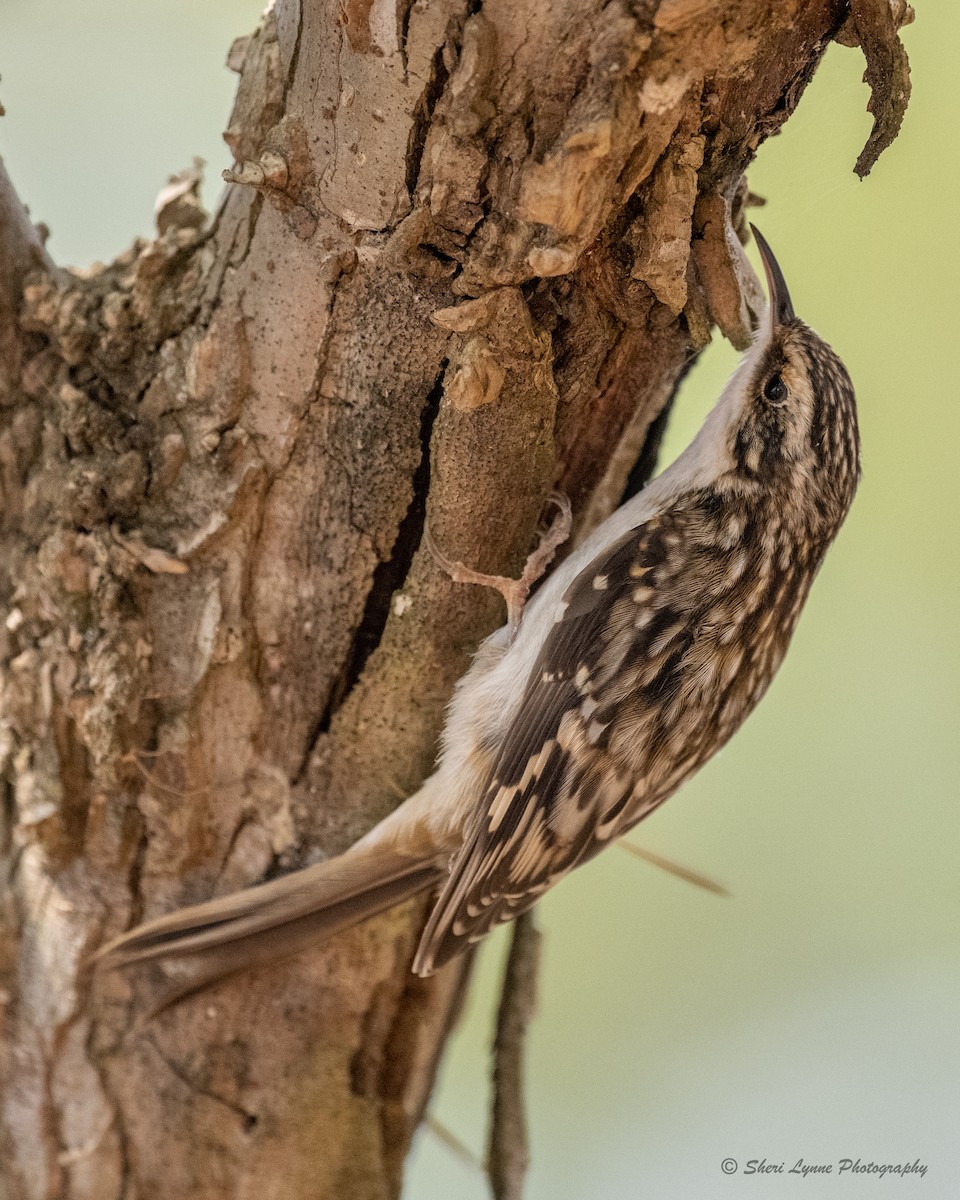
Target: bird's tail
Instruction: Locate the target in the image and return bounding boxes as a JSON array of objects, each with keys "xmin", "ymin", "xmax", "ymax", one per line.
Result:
[{"xmin": 92, "ymin": 844, "xmax": 443, "ymax": 996}]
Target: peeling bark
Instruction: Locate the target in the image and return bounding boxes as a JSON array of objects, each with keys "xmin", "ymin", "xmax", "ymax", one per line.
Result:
[
  {"xmin": 838, "ymin": 0, "xmax": 914, "ymax": 177},
  {"xmin": 0, "ymin": 1, "xmax": 910, "ymax": 1197}
]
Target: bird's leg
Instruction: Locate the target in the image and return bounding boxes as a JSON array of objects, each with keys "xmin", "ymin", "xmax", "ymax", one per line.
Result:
[{"xmin": 425, "ymin": 493, "xmax": 572, "ymax": 638}]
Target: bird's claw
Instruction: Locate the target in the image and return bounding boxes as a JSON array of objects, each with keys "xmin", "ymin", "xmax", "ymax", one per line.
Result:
[{"xmin": 425, "ymin": 492, "xmax": 572, "ymax": 637}]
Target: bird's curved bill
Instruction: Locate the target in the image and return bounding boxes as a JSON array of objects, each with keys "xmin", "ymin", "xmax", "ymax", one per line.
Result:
[{"xmin": 751, "ymin": 224, "xmax": 795, "ymax": 331}]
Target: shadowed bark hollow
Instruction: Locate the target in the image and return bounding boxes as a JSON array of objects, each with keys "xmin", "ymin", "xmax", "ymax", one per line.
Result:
[{"xmin": 0, "ymin": 0, "xmax": 910, "ymax": 1196}]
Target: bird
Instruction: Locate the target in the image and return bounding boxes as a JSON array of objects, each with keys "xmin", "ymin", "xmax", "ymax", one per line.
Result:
[{"xmin": 94, "ymin": 227, "xmax": 860, "ymax": 992}]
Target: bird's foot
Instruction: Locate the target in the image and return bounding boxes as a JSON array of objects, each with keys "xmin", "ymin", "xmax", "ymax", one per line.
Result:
[{"xmin": 425, "ymin": 493, "xmax": 572, "ymax": 637}]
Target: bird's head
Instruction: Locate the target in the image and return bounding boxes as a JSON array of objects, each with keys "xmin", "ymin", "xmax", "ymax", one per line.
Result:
[
  {"xmin": 722, "ymin": 227, "xmax": 861, "ymax": 539},
  {"xmin": 676, "ymin": 228, "xmax": 860, "ymax": 547}
]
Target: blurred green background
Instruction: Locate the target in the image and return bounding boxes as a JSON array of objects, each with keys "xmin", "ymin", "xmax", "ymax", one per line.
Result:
[{"xmin": 2, "ymin": 3, "xmax": 958, "ymax": 1197}]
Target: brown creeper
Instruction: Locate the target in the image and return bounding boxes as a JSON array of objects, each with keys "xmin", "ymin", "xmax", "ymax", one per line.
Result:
[{"xmin": 96, "ymin": 229, "xmax": 860, "ymax": 987}]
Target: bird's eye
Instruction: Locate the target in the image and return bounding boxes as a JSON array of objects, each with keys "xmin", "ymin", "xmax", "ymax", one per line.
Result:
[{"xmin": 763, "ymin": 373, "xmax": 787, "ymax": 404}]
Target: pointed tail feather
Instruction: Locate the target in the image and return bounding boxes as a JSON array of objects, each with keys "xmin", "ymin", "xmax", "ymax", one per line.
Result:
[{"xmin": 93, "ymin": 846, "xmax": 443, "ymax": 990}]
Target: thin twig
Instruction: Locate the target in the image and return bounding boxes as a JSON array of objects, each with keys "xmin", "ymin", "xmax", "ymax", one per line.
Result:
[
  {"xmin": 487, "ymin": 910, "xmax": 541, "ymax": 1200},
  {"xmin": 424, "ymin": 1113, "xmax": 484, "ymax": 1174},
  {"xmin": 618, "ymin": 840, "xmax": 730, "ymax": 896}
]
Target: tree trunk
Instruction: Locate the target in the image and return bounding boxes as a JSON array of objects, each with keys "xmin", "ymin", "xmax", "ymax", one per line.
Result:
[{"xmin": 0, "ymin": 1, "xmax": 909, "ymax": 1196}]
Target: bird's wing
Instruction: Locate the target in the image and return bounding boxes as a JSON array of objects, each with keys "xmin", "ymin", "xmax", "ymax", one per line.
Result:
[{"xmin": 413, "ymin": 512, "xmax": 697, "ymax": 974}]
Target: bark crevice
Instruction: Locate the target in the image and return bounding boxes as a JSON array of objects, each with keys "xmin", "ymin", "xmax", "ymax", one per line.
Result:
[{"xmin": 295, "ymin": 360, "xmax": 447, "ymax": 784}]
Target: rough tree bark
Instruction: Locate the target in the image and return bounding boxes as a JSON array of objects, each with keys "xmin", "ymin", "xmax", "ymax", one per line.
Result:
[{"xmin": 0, "ymin": 1, "xmax": 910, "ymax": 1197}]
